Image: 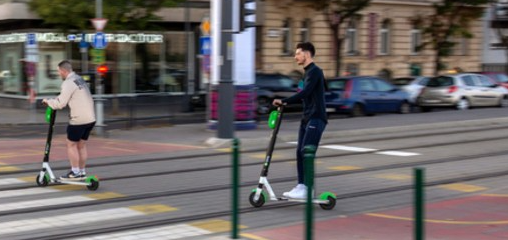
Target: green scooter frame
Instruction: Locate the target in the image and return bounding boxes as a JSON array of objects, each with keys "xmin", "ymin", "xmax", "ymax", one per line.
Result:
[
  {"xmin": 248, "ymin": 105, "xmax": 336, "ymax": 210},
  {"xmin": 36, "ymin": 107, "xmax": 100, "ymax": 191}
]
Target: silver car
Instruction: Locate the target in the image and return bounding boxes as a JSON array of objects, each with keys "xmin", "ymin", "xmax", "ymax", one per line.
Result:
[
  {"xmin": 392, "ymin": 76, "xmax": 430, "ymax": 104},
  {"xmin": 417, "ymin": 73, "xmax": 508, "ymax": 111}
]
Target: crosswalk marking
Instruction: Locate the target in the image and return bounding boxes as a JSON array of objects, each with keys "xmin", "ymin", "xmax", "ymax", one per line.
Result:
[
  {"xmin": 289, "ymin": 143, "xmax": 421, "ymax": 157},
  {"xmin": 0, "ymin": 178, "xmax": 26, "ymax": 186},
  {"xmin": 75, "ymin": 224, "xmax": 211, "ymax": 240},
  {"xmin": 328, "ymin": 166, "xmax": 363, "ymax": 171},
  {"xmin": 0, "ymin": 188, "xmax": 60, "ymax": 199},
  {"xmin": 0, "ymin": 205, "xmax": 177, "ymax": 236}
]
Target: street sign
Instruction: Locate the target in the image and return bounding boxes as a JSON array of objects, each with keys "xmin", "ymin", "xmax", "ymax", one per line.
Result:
[
  {"xmin": 91, "ymin": 18, "xmax": 108, "ymax": 31},
  {"xmin": 200, "ymin": 36, "xmax": 211, "ymax": 55},
  {"xmin": 92, "ymin": 32, "xmax": 107, "ymax": 49},
  {"xmin": 90, "ymin": 49, "xmax": 106, "ymax": 65},
  {"xmin": 25, "ymin": 33, "xmax": 38, "ymax": 63}
]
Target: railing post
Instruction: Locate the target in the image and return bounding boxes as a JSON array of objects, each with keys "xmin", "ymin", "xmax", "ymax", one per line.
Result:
[
  {"xmin": 304, "ymin": 145, "xmax": 316, "ymax": 240},
  {"xmin": 232, "ymin": 138, "xmax": 240, "ymax": 239},
  {"xmin": 414, "ymin": 167, "xmax": 425, "ymax": 240}
]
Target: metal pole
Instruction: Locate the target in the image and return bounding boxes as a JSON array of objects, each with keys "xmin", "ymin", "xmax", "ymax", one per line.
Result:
[
  {"xmin": 304, "ymin": 145, "xmax": 316, "ymax": 240},
  {"xmin": 218, "ymin": 0, "xmax": 235, "ymax": 139},
  {"xmin": 94, "ymin": 0, "xmax": 105, "ymax": 136},
  {"xmin": 231, "ymin": 138, "xmax": 240, "ymax": 239},
  {"xmin": 414, "ymin": 168, "xmax": 425, "ymax": 240}
]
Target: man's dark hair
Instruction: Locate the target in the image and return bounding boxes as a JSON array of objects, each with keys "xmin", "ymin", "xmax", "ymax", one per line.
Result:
[
  {"xmin": 58, "ymin": 60, "xmax": 73, "ymax": 72},
  {"xmin": 296, "ymin": 42, "xmax": 315, "ymax": 57}
]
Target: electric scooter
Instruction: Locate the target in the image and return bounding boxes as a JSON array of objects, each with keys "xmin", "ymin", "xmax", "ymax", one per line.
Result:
[
  {"xmin": 249, "ymin": 105, "xmax": 336, "ymax": 210},
  {"xmin": 36, "ymin": 107, "xmax": 100, "ymax": 191}
]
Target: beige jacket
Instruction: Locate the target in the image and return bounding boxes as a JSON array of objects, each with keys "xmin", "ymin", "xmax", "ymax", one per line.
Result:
[{"xmin": 46, "ymin": 72, "xmax": 96, "ymax": 125}]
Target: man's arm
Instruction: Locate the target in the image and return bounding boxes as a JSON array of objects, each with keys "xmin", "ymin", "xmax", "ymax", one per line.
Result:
[{"xmin": 43, "ymin": 81, "xmax": 74, "ymax": 110}]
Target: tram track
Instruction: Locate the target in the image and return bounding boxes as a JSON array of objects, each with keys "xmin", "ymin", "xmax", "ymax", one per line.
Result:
[
  {"xmin": 3, "ymin": 130, "xmax": 508, "ymax": 192},
  {"xmin": 10, "ymin": 166, "xmax": 508, "ymax": 240},
  {"xmin": 2, "ymin": 147, "xmax": 508, "ymax": 217},
  {"xmin": 3, "ymin": 122, "xmax": 508, "ymax": 178}
]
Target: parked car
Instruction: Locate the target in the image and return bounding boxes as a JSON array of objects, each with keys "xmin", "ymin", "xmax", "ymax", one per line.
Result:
[
  {"xmin": 255, "ymin": 73, "xmax": 299, "ymax": 114},
  {"xmin": 417, "ymin": 73, "xmax": 508, "ymax": 111},
  {"xmin": 325, "ymin": 76, "xmax": 411, "ymax": 117},
  {"xmin": 474, "ymin": 72, "xmax": 508, "ymax": 89},
  {"xmin": 392, "ymin": 76, "xmax": 430, "ymax": 104}
]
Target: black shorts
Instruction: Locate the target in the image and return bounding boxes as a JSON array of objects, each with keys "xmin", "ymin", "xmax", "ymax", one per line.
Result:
[{"xmin": 67, "ymin": 122, "xmax": 96, "ymax": 142}]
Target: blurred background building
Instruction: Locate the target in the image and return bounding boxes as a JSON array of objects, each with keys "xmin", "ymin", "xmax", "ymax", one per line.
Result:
[{"xmin": 0, "ymin": 0, "xmax": 490, "ymax": 108}]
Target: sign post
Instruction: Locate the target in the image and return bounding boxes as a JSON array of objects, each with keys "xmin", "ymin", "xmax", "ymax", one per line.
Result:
[
  {"xmin": 25, "ymin": 33, "xmax": 38, "ymax": 122},
  {"xmin": 91, "ymin": 0, "xmax": 107, "ymax": 137}
]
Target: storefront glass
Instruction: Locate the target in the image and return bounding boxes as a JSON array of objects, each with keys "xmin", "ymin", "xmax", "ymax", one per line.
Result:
[{"xmin": 0, "ymin": 32, "xmax": 192, "ymax": 96}]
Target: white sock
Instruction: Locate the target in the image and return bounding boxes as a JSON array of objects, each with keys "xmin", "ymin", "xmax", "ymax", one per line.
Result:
[
  {"xmin": 72, "ymin": 167, "xmax": 80, "ymax": 174},
  {"xmin": 80, "ymin": 169, "xmax": 86, "ymax": 174}
]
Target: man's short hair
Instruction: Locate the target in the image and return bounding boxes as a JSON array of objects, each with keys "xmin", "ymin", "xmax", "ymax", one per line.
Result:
[
  {"xmin": 296, "ymin": 42, "xmax": 315, "ymax": 57},
  {"xmin": 58, "ymin": 60, "xmax": 73, "ymax": 72}
]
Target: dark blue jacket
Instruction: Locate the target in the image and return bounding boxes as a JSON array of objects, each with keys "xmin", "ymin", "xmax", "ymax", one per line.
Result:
[{"xmin": 282, "ymin": 62, "xmax": 328, "ymax": 123}]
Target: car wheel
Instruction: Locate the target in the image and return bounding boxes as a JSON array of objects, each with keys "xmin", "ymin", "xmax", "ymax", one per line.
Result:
[
  {"xmin": 350, "ymin": 103, "xmax": 365, "ymax": 117},
  {"xmin": 257, "ymin": 97, "xmax": 271, "ymax": 115},
  {"xmin": 456, "ymin": 98, "xmax": 470, "ymax": 110},
  {"xmin": 498, "ymin": 96, "xmax": 508, "ymax": 108},
  {"xmin": 399, "ymin": 102, "xmax": 411, "ymax": 114}
]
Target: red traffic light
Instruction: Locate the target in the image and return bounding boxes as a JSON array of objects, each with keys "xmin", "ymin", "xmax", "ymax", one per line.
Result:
[{"xmin": 97, "ymin": 65, "xmax": 108, "ymax": 75}]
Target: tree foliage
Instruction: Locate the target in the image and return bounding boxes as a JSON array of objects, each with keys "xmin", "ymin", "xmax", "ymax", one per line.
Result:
[
  {"xmin": 28, "ymin": 0, "xmax": 183, "ymax": 32},
  {"xmin": 411, "ymin": 0, "xmax": 488, "ymax": 75},
  {"xmin": 312, "ymin": 0, "xmax": 371, "ymax": 76}
]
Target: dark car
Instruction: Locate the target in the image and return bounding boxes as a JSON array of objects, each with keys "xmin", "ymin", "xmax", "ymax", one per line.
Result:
[
  {"xmin": 325, "ymin": 76, "xmax": 411, "ymax": 117},
  {"xmin": 255, "ymin": 73, "xmax": 299, "ymax": 114}
]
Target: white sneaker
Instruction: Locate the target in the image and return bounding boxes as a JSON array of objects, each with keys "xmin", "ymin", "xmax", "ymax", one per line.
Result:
[{"xmin": 283, "ymin": 184, "xmax": 307, "ymax": 198}]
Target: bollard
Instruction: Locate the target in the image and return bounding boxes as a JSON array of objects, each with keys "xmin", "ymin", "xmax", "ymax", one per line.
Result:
[
  {"xmin": 414, "ymin": 168, "xmax": 425, "ymax": 240},
  {"xmin": 232, "ymin": 138, "xmax": 240, "ymax": 239},
  {"xmin": 304, "ymin": 145, "xmax": 317, "ymax": 240}
]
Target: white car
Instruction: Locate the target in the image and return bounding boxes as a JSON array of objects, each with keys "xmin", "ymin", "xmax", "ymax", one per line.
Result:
[{"xmin": 392, "ymin": 76, "xmax": 430, "ymax": 104}]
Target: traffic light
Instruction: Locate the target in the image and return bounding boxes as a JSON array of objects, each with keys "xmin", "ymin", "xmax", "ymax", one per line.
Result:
[
  {"xmin": 239, "ymin": 0, "xmax": 256, "ymax": 32},
  {"xmin": 96, "ymin": 65, "xmax": 108, "ymax": 77}
]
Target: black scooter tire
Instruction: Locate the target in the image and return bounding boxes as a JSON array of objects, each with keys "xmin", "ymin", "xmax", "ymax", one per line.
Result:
[{"xmin": 249, "ymin": 191, "xmax": 265, "ymax": 208}]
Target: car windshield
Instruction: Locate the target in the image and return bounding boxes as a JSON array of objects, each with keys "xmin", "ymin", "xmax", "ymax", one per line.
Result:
[
  {"xmin": 392, "ymin": 78, "xmax": 413, "ymax": 86},
  {"xmin": 427, "ymin": 76, "xmax": 454, "ymax": 87},
  {"xmin": 327, "ymin": 79, "xmax": 348, "ymax": 90}
]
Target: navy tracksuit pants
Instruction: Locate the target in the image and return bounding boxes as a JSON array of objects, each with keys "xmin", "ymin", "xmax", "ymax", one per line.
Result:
[{"xmin": 296, "ymin": 118, "xmax": 326, "ymax": 184}]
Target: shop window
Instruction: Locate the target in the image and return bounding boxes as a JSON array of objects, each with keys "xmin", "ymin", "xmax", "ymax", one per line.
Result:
[
  {"xmin": 346, "ymin": 18, "xmax": 358, "ymax": 55},
  {"xmin": 300, "ymin": 18, "xmax": 310, "ymax": 43},
  {"xmin": 282, "ymin": 18, "xmax": 293, "ymax": 55},
  {"xmin": 379, "ymin": 19, "xmax": 391, "ymax": 55}
]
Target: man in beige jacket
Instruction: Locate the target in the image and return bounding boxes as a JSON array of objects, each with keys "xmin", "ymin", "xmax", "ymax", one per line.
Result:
[{"xmin": 43, "ymin": 60, "xmax": 96, "ymax": 180}]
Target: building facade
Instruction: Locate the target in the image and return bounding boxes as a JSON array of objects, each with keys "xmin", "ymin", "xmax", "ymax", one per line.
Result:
[{"xmin": 256, "ymin": 0, "xmax": 484, "ymax": 79}]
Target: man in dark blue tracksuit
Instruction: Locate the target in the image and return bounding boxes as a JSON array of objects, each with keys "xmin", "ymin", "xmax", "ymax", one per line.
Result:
[{"xmin": 273, "ymin": 42, "xmax": 327, "ymax": 199}]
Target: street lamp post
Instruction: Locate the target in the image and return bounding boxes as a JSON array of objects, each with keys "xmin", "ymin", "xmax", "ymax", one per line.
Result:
[{"xmin": 94, "ymin": 0, "xmax": 105, "ymax": 137}]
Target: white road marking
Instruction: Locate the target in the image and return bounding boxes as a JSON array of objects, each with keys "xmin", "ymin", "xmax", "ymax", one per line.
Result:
[
  {"xmin": 322, "ymin": 145, "xmax": 377, "ymax": 152},
  {"xmin": 75, "ymin": 224, "xmax": 211, "ymax": 240},
  {"xmin": 0, "ymin": 196, "xmax": 93, "ymax": 212},
  {"xmin": 376, "ymin": 151, "xmax": 420, "ymax": 157},
  {"xmin": 0, "ymin": 178, "xmax": 26, "ymax": 186},
  {"xmin": 0, "ymin": 208, "xmax": 141, "ymax": 236},
  {"xmin": 0, "ymin": 188, "xmax": 59, "ymax": 198}
]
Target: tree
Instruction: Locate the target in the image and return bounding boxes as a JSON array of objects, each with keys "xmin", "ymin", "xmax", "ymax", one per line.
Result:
[
  {"xmin": 312, "ymin": 0, "xmax": 371, "ymax": 76},
  {"xmin": 28, "ymin": 0, "xmax": 183, "ymax": 32},
  {"xmin": 411, "ymin": 0, "xmax": 488, "ymax": 75}
]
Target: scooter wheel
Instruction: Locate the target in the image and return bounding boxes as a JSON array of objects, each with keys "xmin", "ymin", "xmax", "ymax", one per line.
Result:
[
  {"xmin": 86, "ymin": 179, "xmax": 100, "ymax": 191},
  {"xmin": 36, "ymin": 174, "xmax": 49, "ymax": 187},
  {"xmin": 319, "ymin": 195, "xmax": 336, "ymax": 210},
  {"xmin": 249, "ymin": 191, "xmax": 265, "ymax": 208}
]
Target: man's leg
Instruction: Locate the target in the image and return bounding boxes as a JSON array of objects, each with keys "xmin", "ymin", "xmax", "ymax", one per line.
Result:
[
  {"xmin": 66, "ymin": 139, "xmax": 80, "ymax": 170},
  {"xmin": 296, "ymin": 120, "xmax": 306, "ymax": 184},
  {"xmin": 300, "ymin": 119, "xmax": 326, "ymax": 183},
  {"xmin": 77, "ymin": 140, "xmax": 87, "ymax": 169}
]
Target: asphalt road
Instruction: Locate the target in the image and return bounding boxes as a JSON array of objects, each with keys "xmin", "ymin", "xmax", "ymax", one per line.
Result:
[{"xmin": 2, "ymin": 107, "xmax": 508, "ymax": 239}]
